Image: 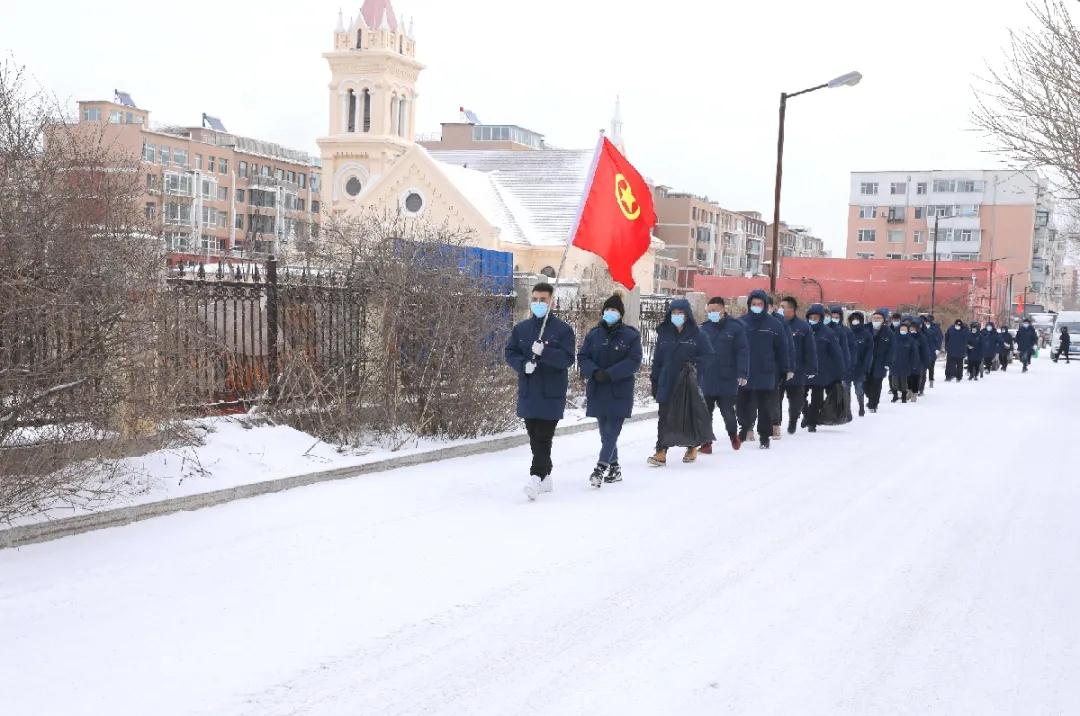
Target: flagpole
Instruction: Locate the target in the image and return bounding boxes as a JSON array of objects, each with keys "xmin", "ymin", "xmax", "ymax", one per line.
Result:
[{"xmin": 535, "ymin": 129, "xmax": 606, "ymax": 344}]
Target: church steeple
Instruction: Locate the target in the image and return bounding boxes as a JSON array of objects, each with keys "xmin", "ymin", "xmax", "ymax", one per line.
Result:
[
  {"xmin": 319, "ymin": 1, "xmax": 424, "ymax": 209},
  {"xmin": 610, "ymin": 95, "xmax": 625, "ymax": 155}
]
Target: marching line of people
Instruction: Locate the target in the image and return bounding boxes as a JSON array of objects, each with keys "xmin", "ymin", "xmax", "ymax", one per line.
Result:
[{"xmin": 506, "ymin": 282, "xmax": 1042, "ymax": 501}]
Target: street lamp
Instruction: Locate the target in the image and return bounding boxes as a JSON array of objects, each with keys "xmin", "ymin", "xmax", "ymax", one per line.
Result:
[{"xmin": 769, "ymin": 71, "xmax": 862, "ymax": 293}]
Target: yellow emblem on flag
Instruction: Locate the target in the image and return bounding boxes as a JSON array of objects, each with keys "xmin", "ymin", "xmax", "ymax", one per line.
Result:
[{"xmin": 614, "ymin": 173, "xmax": 641, "ymax": 221}]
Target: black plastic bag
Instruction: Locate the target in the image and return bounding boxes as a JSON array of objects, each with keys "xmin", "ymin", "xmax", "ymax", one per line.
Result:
[
  {"xmin": 660, "ymin": 364, "xmax": 716, "ymax": 447},
  {"xmin": 818, "ymin": 382, "xmax": 853, "ymax": 426}
]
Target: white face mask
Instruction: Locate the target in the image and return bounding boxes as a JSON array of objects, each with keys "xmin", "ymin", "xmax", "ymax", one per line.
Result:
[
  {"xmin": 851, "ymin": 320, "xmax": 861, "ymax": 327},
  {"xmin": 872, "ymin": 320, "xmax": 883, "ymax": 329}
]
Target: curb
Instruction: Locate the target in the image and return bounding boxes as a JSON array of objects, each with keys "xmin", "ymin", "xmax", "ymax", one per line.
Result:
[{"xmin": 0, "ymin": 410, "xmax": 658, "ymax": 551}]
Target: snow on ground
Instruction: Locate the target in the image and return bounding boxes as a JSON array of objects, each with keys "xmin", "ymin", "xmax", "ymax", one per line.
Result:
[{"xmin": 3, "ymin": 356, "xmax": 1080, "ymax": 715}]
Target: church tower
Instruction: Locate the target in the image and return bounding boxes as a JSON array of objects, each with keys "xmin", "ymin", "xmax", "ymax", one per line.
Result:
[{"xmin": 317, "ymin": 0, "xmax": 423, "ymax": 211}]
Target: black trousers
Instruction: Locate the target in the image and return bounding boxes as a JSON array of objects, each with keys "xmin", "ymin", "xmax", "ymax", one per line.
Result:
[
  {"xmin": 804, "ymin": 384, "xmax": 826, "ymax": 427},
  {"xmin": 1060, "ymin": 347, "xmax": 1072, "ymax": 363},
  {"xmin": 928, "ymin": 361, "xmax": 936, "ymax": 383},
  {"xmin": 967, "ymin": 358, "xmax": 981, "ymax": 379},
  {"xmin": 655, "ymin": 400, "xmax": 671, "ymax": 451},
  {"xmin": 737, "ymin": 388, "xmax": 773, "ymax": 440},
  {"xmin": 945, "ymin": 356, "xmax": 964, "ymax": 380},
  {"xmin": 705, "ymin": 394, "xmax": 738, "ymax": 440},
  {"xmin": 999, "ymin": 350, "xmax": 1012, "ymax": 370},
  {"xmin": 783, "ymin": 385, "xmax": 805, "ymax": 427},
  {"xmin": 524, "ymin": 418, "xmax": 558, "ymax": 478},
  {"xmin": 984, "ymin": 356, "xmax": 996, "ymax": 372},
  {"xmin": 866, "ymin": 376, "xmax": 884, "ymax": 409},
  {"xmin": 1020, "ymin": 349, "xmax": 1033, "ymax": 367},
  {"xmin": 771, "ymin": 384, "xmax": 785, "ymax": 427}
]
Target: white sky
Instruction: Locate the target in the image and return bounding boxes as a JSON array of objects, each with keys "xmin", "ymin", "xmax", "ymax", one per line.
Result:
[{"xmin": 4, "ymin": 0, "xmax": 1039, "ymax": 255}]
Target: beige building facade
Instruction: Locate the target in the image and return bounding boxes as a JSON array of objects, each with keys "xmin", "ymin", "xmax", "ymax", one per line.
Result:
[{"xmin": 318, "ymin": 0, "xmax": 659, "ymax": 290}]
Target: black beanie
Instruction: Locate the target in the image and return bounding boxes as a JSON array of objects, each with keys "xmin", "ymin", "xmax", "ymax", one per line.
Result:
[{"xmin": 602, "ymin": 292, "xmax": 625, "ymax": 316}]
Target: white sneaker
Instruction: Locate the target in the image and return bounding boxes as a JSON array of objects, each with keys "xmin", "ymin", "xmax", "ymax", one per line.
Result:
[
  {"xmin": 540, "ymin": 475, "xmax": 554, "ymax": 493},
  {"xmin": 524, "ymin": 475, "xmax": 542, "ymax": 501}
]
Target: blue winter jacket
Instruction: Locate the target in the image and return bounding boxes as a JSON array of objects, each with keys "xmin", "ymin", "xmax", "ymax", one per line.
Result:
[
  {"xmin": 505, "ymin": 313, "xmax": 577, "ymax": 420},
  {"xmin": 700, "ymin": 315, "xmax": 750, "ymax": 397},
  {"xmin": 869, "ymin": 323, "xmax": 894, "ymax": 379},
  {"xmin": 776, "ymin": 312, "xmax": 796, "ymax": 383},
  {"xmin": 849, "ymin": 321, "xmax": 875, "ymax": 380},
  {"xmin": 979, "ymin": 328, "xmax": 999, "ymax": 360},
  {"xmin": 650, "ymin": 299, "xmax": 714, "ymax": 404},
  {"xmin": 578, "ymin": 321, "xmax": 643, "ymax": 419},
  {"xmin": 889, "ymin": 331, "xmax": 918, "ymax": 379},
  {"xmin": 926, "ymin": 321, "xmax": 944, "ymax": 353},
  {"xmin": 967, "ymin": 328, "xmax": 984, "ymax": 361},
  {"xmin": 827, "ymin": 322, "xmax": 852, "ymax": 379},
  {"xmin": 944, "ymin": 324, "xmax": 969, "ymax": 358},
  {"xmin": 911, "ymin": 327, "xmax": 931, "ymax": 370},
  {"xmin": 806, "ymin": 307, "xmax": 843, "ymax": 387},
  {"xmin": 785, "ymin": 316, "xmax": 819, "ymax": 387},
  {"xmin": 740, "ymin": 290, "xmax": 792, "ymax": 390},
  {"xmin": 999, "ymin": 330, "xmax": 1015, "ymax": 352},
  {"xmin": 1016, "ymin": 325, "xmax": 1038, "ymax": 352}
]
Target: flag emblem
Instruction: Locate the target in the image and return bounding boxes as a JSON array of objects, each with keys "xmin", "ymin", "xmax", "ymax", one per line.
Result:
[{"xmin": 615, "ymin": 174, "xmax": 640, "ymax": 220}]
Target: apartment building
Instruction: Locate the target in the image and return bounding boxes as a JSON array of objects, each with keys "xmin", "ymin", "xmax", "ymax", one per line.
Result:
[
  {"xmin": 764, "ymin": 221, "xmax": 829, "ymax": 272},
  {"xmin": 76, "ymin": 92, "xmax": 321, "ymax": 266},
  {"xmin": 846, "ymin": 170, "xmax": 1064, "ymax": 310},
  {"xmin": 651, "ymin": 185, "xmax": 722, "ymax": 290}
]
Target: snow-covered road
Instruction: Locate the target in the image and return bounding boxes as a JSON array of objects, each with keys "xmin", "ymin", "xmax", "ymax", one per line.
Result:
[{"xmin": 4, "ymin": 358, "xmax": 1080, "ymax": 715}]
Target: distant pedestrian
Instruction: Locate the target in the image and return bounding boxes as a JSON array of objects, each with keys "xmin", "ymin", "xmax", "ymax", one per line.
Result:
[
  {"xmin": 848, "ymin": 311, "xmax": 874, "ymax": 417},
  {"xmin": 804, "ymin": 304, "xmax": 843, "ymax": 432},
  {"xmin": 578, "ymin": 292, "xmax": 642, "ymax": 488},
  {"xmin": 944, "ymin": 319, "xmax": 968, "ymax": 381},
  {"xmin": 649, "ymin": 299, "xmax": 714, "ymax": 467},
  {"xmin": 736, "ymin": 289, "xmax": 792, "ymax": 450},
  {"xmin": 909, "ymin": 318, "xmax": 931, "ymax": 400},
  {"xmin": 780, "ymin": 296, "xmax": 818, "ymax": 434},
  {"xmin": 505, "ymin": 282, "xmax": 577, "ymax": 501},
  {"xmin": 967, "ymin": 322, "xmax": 984, "ymax": 380},
  {"xmin": 981, "ymin": 322, "xmax": 999, "ymax": 374},
  {"xmin": 769, "ymin": 298, "xmax": 798, "ymax": 442},
  {"xmin": 1016, "ymin": 318, "xmax": 1038, "ymax": 372},
  {"xmin": 890, "ymin": 320, "xmax": 918, "ymax": 403},
  {"xmin": 1058, "ymin": 326, "xmax": 1072, "ymax": 364},
  {"xmin": 699, "ymin": 297, "xmax": 749, "ymax": 454},
  {"xmin": 924, "ymin": 313, "xmax": 944, "ymax": 387},
  {"xmin": 998, "ymin": 326, "xmax": 1015, "ymax": 371},
  {"xmin": 866, "ymin": 308, "xmax": 893, "ymax": 412}
]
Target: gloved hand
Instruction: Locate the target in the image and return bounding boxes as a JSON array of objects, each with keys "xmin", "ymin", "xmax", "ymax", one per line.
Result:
[
  {"xmin": 786, "ymin": 372, "xmax": 795, "ymax": 381},
  {"xmin": 594, "ymin": 369, "xmax": 611, "ymax": 383},
  {"xmin": 531, "ymin": 341, "xmax": 545, "ymax": 356},
  {"xmin": 525, "ymin": 361, "xmax": 536, "ymax": 375},
  {"xmin": 737, "ymin": 378, "xmax": 748, "ymax": 387},
  {"xmin": 806, "ymin": 374, "xmax": 816, "ymax": 381}
]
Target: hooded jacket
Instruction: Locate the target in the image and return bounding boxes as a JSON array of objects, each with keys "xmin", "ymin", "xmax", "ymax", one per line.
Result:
[
  {"xmin": 911, "ymin": 318, "xmax": 932, "ymax": 370},
  {"xmin": 700, "ymin": 313, "xmax": 750, "ymax": 397},
  {"xmin": 944, "ymin": 322, "xmax": 969, "ymax": 358},
  {"xmin": 806, "ymin": 304, "xmax": 843, "ymax": 387},
  {"xmin": 785, "ymin": 313, "xmax": 819, "ymax": 387},
  {"xmin": 998, "ymin": 329, "xmax": 1015, "ymax": 353},
  {"xmin": 848, "ymin": 312, "xmax": 875, "ymax": 379},
  {"xmin": 869, "ymin": 313, "xmax": 895, "ymax": 379},
  {"xmin": 827, "ymin": 305, "xmax": 854, "ymax": 380},
  {"xmin": 505, "ymin": 310, "xmax": 577, "ymax": 420},
  {"xmin": 650, "ymin": 299, "xmax": 714, "ymax": 404},
  {"xmin": 740, "ymin": 289, "xmax": 792, "ymax": 390},
  {"xmin": 1016, "ymin": 324, "xmax": 1038, "ymax": 352},
  {"xmin": 980, "ymin": 324, "xmax": 1000, "ymax": 358},
  {"xmin": 967, "ymin": 324, "xmax": 984, "ymax": 361},
  {"xmin": 888, "ymin": 326, "xmax": 918, "ymax": 379},
  {"xmin": 578, "ymin": 320, "xmax": 643, "ymax": 419},
  {"xmin": 925, "ymin": 319, "xmax": 944, "ymax": 353}
]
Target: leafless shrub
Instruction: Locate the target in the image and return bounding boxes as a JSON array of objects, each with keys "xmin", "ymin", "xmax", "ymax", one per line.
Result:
[{"xmin": 0, "ymin": 58, "xmax": 190, "ymax": 521}]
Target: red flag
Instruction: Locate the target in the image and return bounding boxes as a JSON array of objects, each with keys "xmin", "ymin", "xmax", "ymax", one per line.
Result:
[{"xmin": 570, "ymin": 137, "xmax": 656, "ymax": 289}]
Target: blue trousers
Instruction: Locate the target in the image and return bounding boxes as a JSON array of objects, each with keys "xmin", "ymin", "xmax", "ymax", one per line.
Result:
[{"xmin": 596, "ymin": 415, "xmax": 625, "ymax": 465}]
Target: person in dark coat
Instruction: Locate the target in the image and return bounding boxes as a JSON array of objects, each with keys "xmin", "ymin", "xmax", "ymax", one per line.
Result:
[
  {"xmin": 699, "ymin": 297, "xmax": 749, "ymax": 454},
  {"xmin": 769, "ymin": 297, "xmax": 798, "ymax": 441},
  {"xmin": 1016, "ymin": 318, "xmax": 1038, "ymax": 372},
  {"xmin": 828, "ymin": 305, "xmax": 855, "ymax": 386},
  {"xmin": 736, "ymin": 288, "xmax": 792, "ymax": 449},
  {"xmin": 848, "ymin": 311, "xmax": 874, "ymax": 417},
  {"xmin": 1058, "ymin": 326, "xmax": 1072, "ymax": 364},
  {"xmin": 966, "ymin": 321, "xmax": 984, "ymax": 380},
  {"xmin": 889, "ymin": 320, "xmax": 918, "ymax": 402},
  {"xmin": 923, "ymin": 314, "xmax": 944, "ymax": 387},
  {"xmin": 997, "ymin": 325, "xmax": 1015, "ymax": 371},
  {"xmin": 909, "ymin": 318, "xmax": 931, "ymax": 400},
  {"xmin": 505, "ymin": 282, "xmax": 577, "ymax": 500},
  {"xmin": 980, "ymin": 322, "xmax": 1000, "ymax": 374},
  {"xmin": 804, "ymin": 304, "xmax": 843, "ymax": 432},
  {"xmin": 944, "ymin": 318, "xmax": 968, "ymax": 381},
  {"xmin": 578, "ymin": 292, "xmax": 643, "ymax": 488},
  {"xmin": 780, "ymin": 296, "xmax": 818, "ymax": 434},
  {"xmin": 866, "ymin": 308, "xmax": 893, "ymax": 412},
  {"xmin": 649, "ymin": 298, "xmax": 714, "ymax": 466}
]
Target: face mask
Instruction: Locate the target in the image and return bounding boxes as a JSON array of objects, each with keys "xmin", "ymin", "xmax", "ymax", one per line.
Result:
[
  {"xmin": 671, "ymin": 314, "xmax": 686, "ymax": 328},
  {"xmin": 832, "ymin": 316, "xmax": 843, "ymax": 324},
  {"xmin": 999, "ymin": 328, "xmax": 1005, "ymax": 333},
  {"xmin": 808, "ymin": 317, "xmax": 820, "ymax": 326},
  {"xmin": 530, "ymin": 302, "xmax": 548, "ymax": 319},
  {"xmin": 851, "ymin": 320, "xmax": 862, "ymax": 327},
  {"xmin": 603, "ymin": 309, "xmax": 620, "ymax": 326},
  {"xmin": 891, "ymin": 321, "xmax": 901, "ymax": 328},
  {"xmin": 872, "ymin": 320, "xmax": 883, "ymax": 329},
  {"xmin": 750, "ymin": 305, "xmax": 764, "ymax": 314},
  {"xmin": 972, "ymin": 329, "xmax": 978, "ymax": 334},
  {"xmin": 707, "ymin": 311, "xmax": 722, "ymax": 323},
  {"xmin": 774, "ymin": 310, "xmax": 784, "ymax": 318},
  {"xmin": 900, "ymin": 329, "xmax": 909, "ymax": 336},
  {"xmin": 1023, "ymin": 323, "xmax": 1031, "ymax": 328},
  {"xmin": 955, "ymin": 325, "xmax": 962, "ymax": 330}
]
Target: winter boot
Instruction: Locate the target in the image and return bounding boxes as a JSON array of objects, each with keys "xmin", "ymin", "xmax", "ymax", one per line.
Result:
[
  {"xmin": 524, "ymin": 475, "xmax": 543, "ymax": 501},
  {"xmin": 891, "ymin": 393, "xmax": 900, "ymax": 403},
  {"xmin": 683, "ymin": 446, "xmax": 699, "ymax": 463},
  {"xmin": 590, "ymin": 463, "xmax": 607, "ymax": 489},
  {"xmin": 699, "ymin": 442, "xmax": 713, "ymax": 455},
  {"xmin": 648, "ymin": 449, "xmax": 667, "ymax": 467},
  {"xmin": 930, "ymin": 379, "xmax": 935, "ymax": 388},
  {"xmin": 772, "ymin": 425, "xmax": 782, "ymax": 440},
  {"xmin": 540, "ymin": 475, "xmax": 554, "ymax": 493},
  {"xmin": 604, "ymin": 463, "xmax": 623, "ymax": 483},
  {"xmin": 787, "ymin": 418, "xmax": 797, "ymax": 435},
  {"xmin": 760, "ymin": 436, "xmax": 771, "ymax": 450},
  {"xmin": 808, "ymin": 425, "xmax": 817, "ymax": 433},
  {"xmin": 730, "ymin": 434, "xmax": 742, "ymax": 451},
  {"xmin": 746, "ymin": 429, "xmax": 756, "ymax": 442},
  {"xmin": 857, "ymin": 394, "xmax": 865, "ymax": 417}
]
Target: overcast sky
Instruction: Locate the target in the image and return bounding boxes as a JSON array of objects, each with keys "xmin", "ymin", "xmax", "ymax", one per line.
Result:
[{"xmin": 4, "ymin": 0, "xmax": 1040, "ymax": 255}]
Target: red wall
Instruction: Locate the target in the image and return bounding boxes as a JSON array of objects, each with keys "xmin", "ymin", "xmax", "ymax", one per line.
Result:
[{"xmin": 693, "ymin": 258, "xmax": 1008, "ymax": 317}]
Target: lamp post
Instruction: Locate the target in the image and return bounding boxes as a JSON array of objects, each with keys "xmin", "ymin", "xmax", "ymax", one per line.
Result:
[{"xmin": 769, "ymin": 70, "xmax": 862, "ymax": 293}]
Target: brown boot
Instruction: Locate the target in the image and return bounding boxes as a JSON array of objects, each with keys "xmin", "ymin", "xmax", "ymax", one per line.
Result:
[
  {"xmin": 648, "ymin": 449, "xmax": 667, "ymax": 467},
  {"xmin": 682, "ymin": 446, "xmax": 698, "ymax": 463},
  {"xmin": 699, "ymin": 442, "xmax": 713, "ymax": 455},
  {"xmin": 771, "ymin": 425, "xmax": 782, "ymax": 440}
]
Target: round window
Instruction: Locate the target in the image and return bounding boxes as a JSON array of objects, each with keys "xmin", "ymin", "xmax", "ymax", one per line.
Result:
[
  {"xmin": 404, "ymin": 192, "xmax": 424, "ymax": 213},
  {"xmin": 345, "ymin": 177, "xmax": 362, "ymax": 197}
]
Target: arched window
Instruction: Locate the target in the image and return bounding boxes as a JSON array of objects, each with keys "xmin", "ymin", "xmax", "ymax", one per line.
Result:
[
  {"xmin": 390, "ymin": 95, "xmax": 398, "ymax": 137},
  {"xmin": 346, "ymin": 90, "xmax": 356, "ymax": 133},
  {"xmin": 398, "ymin": 35, "xmax": 403, "ymax": 53},
  {"xmin": 357, "ymin": 30, "xmax": 363, "ymax": 49},
  {"xmin": 362, "ymin": 89, "xmax": 371, "ymax": 133},
  {"xmin": 398, "ymin": 98, "xmax": 407, "ymax": 136}
]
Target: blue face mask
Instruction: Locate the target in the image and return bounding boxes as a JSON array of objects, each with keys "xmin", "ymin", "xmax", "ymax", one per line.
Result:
[
  {"xmin": 707, "ymin": 311, "xmax": 722, "ymax": 323},
  {"xmin": 671, "ymin": 314, "xmax": 686, "ymax": 328},
  {"xmin": 891, "ymin": 321, "xmax": 901, "ymax": 328},
  {"xmin": 750, "ymin": 305, "xmax": 764, "ymax": 314},
  {"xmin": 530, "ymin": 301, "xmax": 548, "ymax": 319},
  {"xmin": 602, "ymin": 309, "xmax": 620, "ymax": 325},
  {"xmin": 808, "ymin": 317, "xmax": 820, "ymax": 326},
  {"xmin": 823, "ymin": 316, "xmax": 832, "ymax": 325}
]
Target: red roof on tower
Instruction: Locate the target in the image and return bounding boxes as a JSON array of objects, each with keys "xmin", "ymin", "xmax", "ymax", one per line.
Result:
[{"xmin": 361, "ymin": 0, "xmax": 398, "ymax": 31}]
